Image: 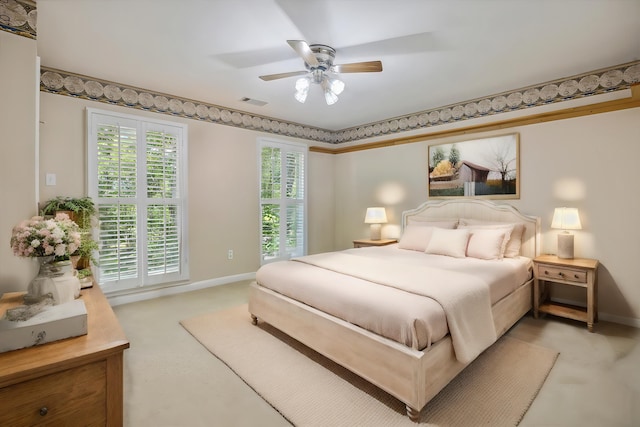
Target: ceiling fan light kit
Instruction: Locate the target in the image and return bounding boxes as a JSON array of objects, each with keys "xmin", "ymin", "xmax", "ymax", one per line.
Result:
[
  {"xmin": 295, "ymin": 72, "xmax": 345, "ymax": 105},
  {"xmin": 260, "ymin": 40, "xmax": 382, "ymax": 106},
  {"xmin": 323, "ymin": 86, "xmax": 339, "ymax": 105}
]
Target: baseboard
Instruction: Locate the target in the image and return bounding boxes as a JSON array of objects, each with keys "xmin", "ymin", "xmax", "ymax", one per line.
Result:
[
  {"xmin": 106, "ymin": 272, "xmax": 256, "ymax": 307},
  {"xmin": 598, "ymin": 312, "xmax": 640, "ymax": 329},
  {"xmin": 105, "ymin": 281, "xmax": 639, "ymax": 328},
  {"xmin": 551, "ymin": 297, "xmax": 640, "ymax": 329}
]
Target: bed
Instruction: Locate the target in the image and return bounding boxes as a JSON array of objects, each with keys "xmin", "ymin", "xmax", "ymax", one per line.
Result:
[{"xmin": 248, "ymin": 199, "xmax": 540, "ymax": 421}]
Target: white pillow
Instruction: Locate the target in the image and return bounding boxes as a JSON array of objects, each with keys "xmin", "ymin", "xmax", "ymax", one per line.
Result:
[
  {"xmin": 424, "ymin": 228, "xmax": 470, "ymax": 258},
  {"xmin": 459, "ymin": 219, "xmax": 525, "ymax": 258},
  {"xmin": 458, "ymin": 223, "xmax": 513, "ymax": 258},
  {"xmin": 466, "ymin": 228, "xmax": 510, "ymax": 260},
  {"xmin": 398, "ymin": 225, "xmax": 437, "ymax": 252}
]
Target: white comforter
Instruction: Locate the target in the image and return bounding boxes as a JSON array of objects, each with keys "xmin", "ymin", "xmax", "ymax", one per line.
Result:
[{"xmin": 255, "ymin": 246, "xmax": 532, "ymax": 364}]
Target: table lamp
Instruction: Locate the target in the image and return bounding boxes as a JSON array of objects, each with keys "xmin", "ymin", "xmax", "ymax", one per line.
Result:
[
  {"xmin": 364, "ymin": 207, "xmax": 387, "ymax": 240},
  {"xmin": 551, "ymin": 207, "xmax": 582, "ymax": 259}
]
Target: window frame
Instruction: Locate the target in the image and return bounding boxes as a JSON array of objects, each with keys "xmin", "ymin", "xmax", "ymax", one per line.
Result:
[
  {"xmin": 258, "ymin": 138, "xmax": 308, "ymax": 264},
  {"xmin": 87, "ymin": 107, "xmax": 189, "ymax": 292}
]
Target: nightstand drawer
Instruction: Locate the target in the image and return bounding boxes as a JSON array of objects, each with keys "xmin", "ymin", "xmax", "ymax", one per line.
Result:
[{"xmin": 537, "ymin": 265, "xmax": 587, "ymax": 283}]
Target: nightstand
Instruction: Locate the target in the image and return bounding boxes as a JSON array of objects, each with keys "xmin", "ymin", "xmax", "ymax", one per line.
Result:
[
  {"xmin": 533, "ymin": 254, "xmax": 599, "ymax": 332},
  {"xmin": 353, "ymin": 238, "xmax": 397, "ymax": 248}
]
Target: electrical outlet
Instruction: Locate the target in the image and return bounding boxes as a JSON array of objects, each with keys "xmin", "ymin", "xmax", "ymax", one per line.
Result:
[{"xmin": 227, "ymin": 249, "xmax": 233, "ymax": 260}]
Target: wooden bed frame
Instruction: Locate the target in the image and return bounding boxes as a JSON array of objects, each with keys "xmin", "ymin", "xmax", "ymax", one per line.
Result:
[{"xmin": 248, "ymin": 199, "xmax": 540, "ymax": 421}]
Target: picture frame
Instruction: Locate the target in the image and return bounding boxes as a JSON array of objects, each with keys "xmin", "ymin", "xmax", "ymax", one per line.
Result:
[{"xmin": 428, "ymin": 133, "xmax": 520, "ymax": 199}]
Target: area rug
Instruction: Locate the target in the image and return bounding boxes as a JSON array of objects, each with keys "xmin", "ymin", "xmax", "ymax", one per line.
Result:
[{"xmin": 180, "ymin": 305, "xmax": 558, "ymax": 426}]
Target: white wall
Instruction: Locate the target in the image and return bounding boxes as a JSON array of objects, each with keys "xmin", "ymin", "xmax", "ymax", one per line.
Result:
[
  {"xmin": 3, "ymin": 27, "xmax": 637, "ymax": 326},
  {"xmin": 333, "ymin": 107, "xmax": 640, "ymax": 325},
  {"xmin": 308, "ymin": 151, "xmax": 336, "ymax": 254},
  {"xmin": 0, "ymin": 31, "xmax": 38, "ymax": 295},
  {"xmin": 0, "ymin": 21, "xmax": 335, "ymax": 300},
  {"xmin": 35, "ymin": 93, "xmax": 334, "ymax": 293}
]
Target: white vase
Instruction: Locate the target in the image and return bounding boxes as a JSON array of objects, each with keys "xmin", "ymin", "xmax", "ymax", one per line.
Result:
[{"xmin": 28, "ymin": 257, "xmax": 81, "ymax": 305}]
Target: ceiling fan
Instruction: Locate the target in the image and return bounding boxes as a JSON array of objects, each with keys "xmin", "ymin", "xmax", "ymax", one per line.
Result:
[{"xmin": 259, "ymin": 40, "xmax": 383, "ymax": 105}]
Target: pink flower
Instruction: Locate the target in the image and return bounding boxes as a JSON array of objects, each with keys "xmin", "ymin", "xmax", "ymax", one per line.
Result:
[
  {"xmin": 10, "ymin": 215, "xmax": 81, "ymax": 259},
  {"xmin": 54, "ymin": 244, "xmax": 67, "ymax": 257}
]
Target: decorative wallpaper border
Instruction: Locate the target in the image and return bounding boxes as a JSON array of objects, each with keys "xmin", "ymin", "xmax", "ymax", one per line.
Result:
[
  {"xmin": 0, "ymin": 0, "xmax": 37, "ymax": 39},
  {"xmin": 3, "ymin": 1, "xmax": 638, "ymax": 143},
  {"xmin": 337, "ymin": 61, "xmax": 640, "ymax": 143},
  {"xmin": 40, "ymin": 60, "xmax": 639, "ymax": 144},
  {"xmin": 39, "ymin": 67, "xmax": 336, "ymax": 143}
]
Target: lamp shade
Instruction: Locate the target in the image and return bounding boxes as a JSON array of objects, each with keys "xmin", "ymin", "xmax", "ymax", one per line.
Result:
[
  {"xmin": 551, "ymin": 207, "xmax": 582, "ymax": 230},
  {"xmin": 364, "ymin": 207, "xmax": 387, "ymax": 224}
]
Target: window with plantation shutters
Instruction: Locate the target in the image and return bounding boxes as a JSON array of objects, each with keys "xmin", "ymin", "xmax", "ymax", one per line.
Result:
[
  {"xmin": 259, "ymin": 139, "xmax": 307, "ymax": 263},
  {"xmin": 87, "ymin": 108, "xmax": 188, "ymax": 292}
]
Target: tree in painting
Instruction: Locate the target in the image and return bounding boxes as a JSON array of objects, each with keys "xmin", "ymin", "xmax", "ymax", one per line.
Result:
[
  {"xmin": 430, "ymin": 146, "xmax": 446, "ymax": 170},
  {"xmin": 485, "ymin": 139, "xmax": 517, "ymax": 192}
]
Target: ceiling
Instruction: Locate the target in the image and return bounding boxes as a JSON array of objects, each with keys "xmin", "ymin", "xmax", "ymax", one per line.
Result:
[{"xmin": 36, "ymin": 0, "xmax": 640, "ymax": 131}]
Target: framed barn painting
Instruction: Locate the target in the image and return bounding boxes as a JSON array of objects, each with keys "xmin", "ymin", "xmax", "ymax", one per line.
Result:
[{"xmin": 428, "ymin": 133, "xmax": 520, "ymax": 199}]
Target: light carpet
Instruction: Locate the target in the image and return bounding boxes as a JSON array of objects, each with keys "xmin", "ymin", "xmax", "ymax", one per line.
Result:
[{"xmin": 180, "ymin": 305, "xmax": 558, "ymax": 427}]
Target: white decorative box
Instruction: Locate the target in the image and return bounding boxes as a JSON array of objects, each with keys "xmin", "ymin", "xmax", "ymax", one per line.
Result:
[{"xmin": 0, "ymin": 297, "xmax": 88, "ymax": 353}]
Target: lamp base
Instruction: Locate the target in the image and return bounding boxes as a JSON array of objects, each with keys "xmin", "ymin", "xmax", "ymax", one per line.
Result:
[
  {"xmin": 369, "ymin": 224, "xmax": 382, "ymax": 241},
  {"xmin": 557, "ymin": 232, "xmax": 574, "ymax": 259}
]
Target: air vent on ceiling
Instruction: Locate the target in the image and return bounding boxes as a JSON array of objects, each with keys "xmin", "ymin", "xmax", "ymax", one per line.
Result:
[{"xmin": 240, "ymin": 97, "xmax": 268, "ymax": 107}]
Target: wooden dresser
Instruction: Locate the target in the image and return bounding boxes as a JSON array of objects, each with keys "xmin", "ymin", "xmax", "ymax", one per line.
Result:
[{"xmin": 0, "ymin": 286, "xmax": 129, "ymax": 426}]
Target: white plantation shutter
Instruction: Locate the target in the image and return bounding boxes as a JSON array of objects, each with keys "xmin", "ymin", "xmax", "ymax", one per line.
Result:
[
  {"xmin": 95, "ymin": 119, "xmax": 138, "ymax": 286},
  {"xmin": 88, "ymin": 109, "xmax": 188, "ymax": 292},
  {"xmin": 285, "ymin": 151, "xmax": 304, "ymax": 255},
  {"xmin": 147, "ymin": 205, "xmax": 180, "ymax": 276},
  {"xmin": 144, "ymin": 126, "xmax": 182, "ymax": 282},
  {"xmin": 98, "ymin": 203, "xmax": 137, "ymax": 283},
  {"xmin": 259, "ymin": 139, "xmax": 307, "ymax": 263}
]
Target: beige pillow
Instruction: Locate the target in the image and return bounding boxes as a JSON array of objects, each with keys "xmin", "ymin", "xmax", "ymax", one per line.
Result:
[
  {"xmin": 459, "ymin": 219, "xmax": 525, "ymax": 257},
  {"xmin": 425, "ymin": 228, "xmax": 470, "ymax": 258},
  {"xmin": 466, "ymin": 228, "xmax": 510, "ymax": 260},
  {"xmin": 398, "ymin": 225, "xmax": 437, "ymax": 252}
]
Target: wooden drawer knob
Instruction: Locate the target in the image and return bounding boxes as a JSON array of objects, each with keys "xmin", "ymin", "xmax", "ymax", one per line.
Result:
[{"xmin": 39, "ymin": 407, "xmax": 48, "ymax": 416}]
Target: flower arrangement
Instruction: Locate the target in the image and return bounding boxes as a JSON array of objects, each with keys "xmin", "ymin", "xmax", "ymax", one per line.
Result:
[
  {"xmin": 40, "ymin": 196, "xmax": 99, "ymax": 267},
  {"xmin": 10, "ymin": 213, "xmax": 81, "ymax": 259}
]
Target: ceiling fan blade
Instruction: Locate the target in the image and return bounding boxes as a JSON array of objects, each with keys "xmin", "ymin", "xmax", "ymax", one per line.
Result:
[
  {"xmin": 332, "ymin": 61, "xmax": 383, "ymax": 73},
  {"xmin": 277, "ymin": 0, "xmax": 335, "ymax": 47},
  {"xmin": 259, "ymin": 70, "xmax": 308, "ymax": 81},
  {"xmin": 287, "ymin": 40, "xmax": 319, "ymax": 67}
]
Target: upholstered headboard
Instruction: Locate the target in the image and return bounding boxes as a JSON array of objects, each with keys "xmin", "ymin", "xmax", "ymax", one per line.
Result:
[{"xmin": 402, "ymin": 199, "xmax": 540, "ymax": 259}]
